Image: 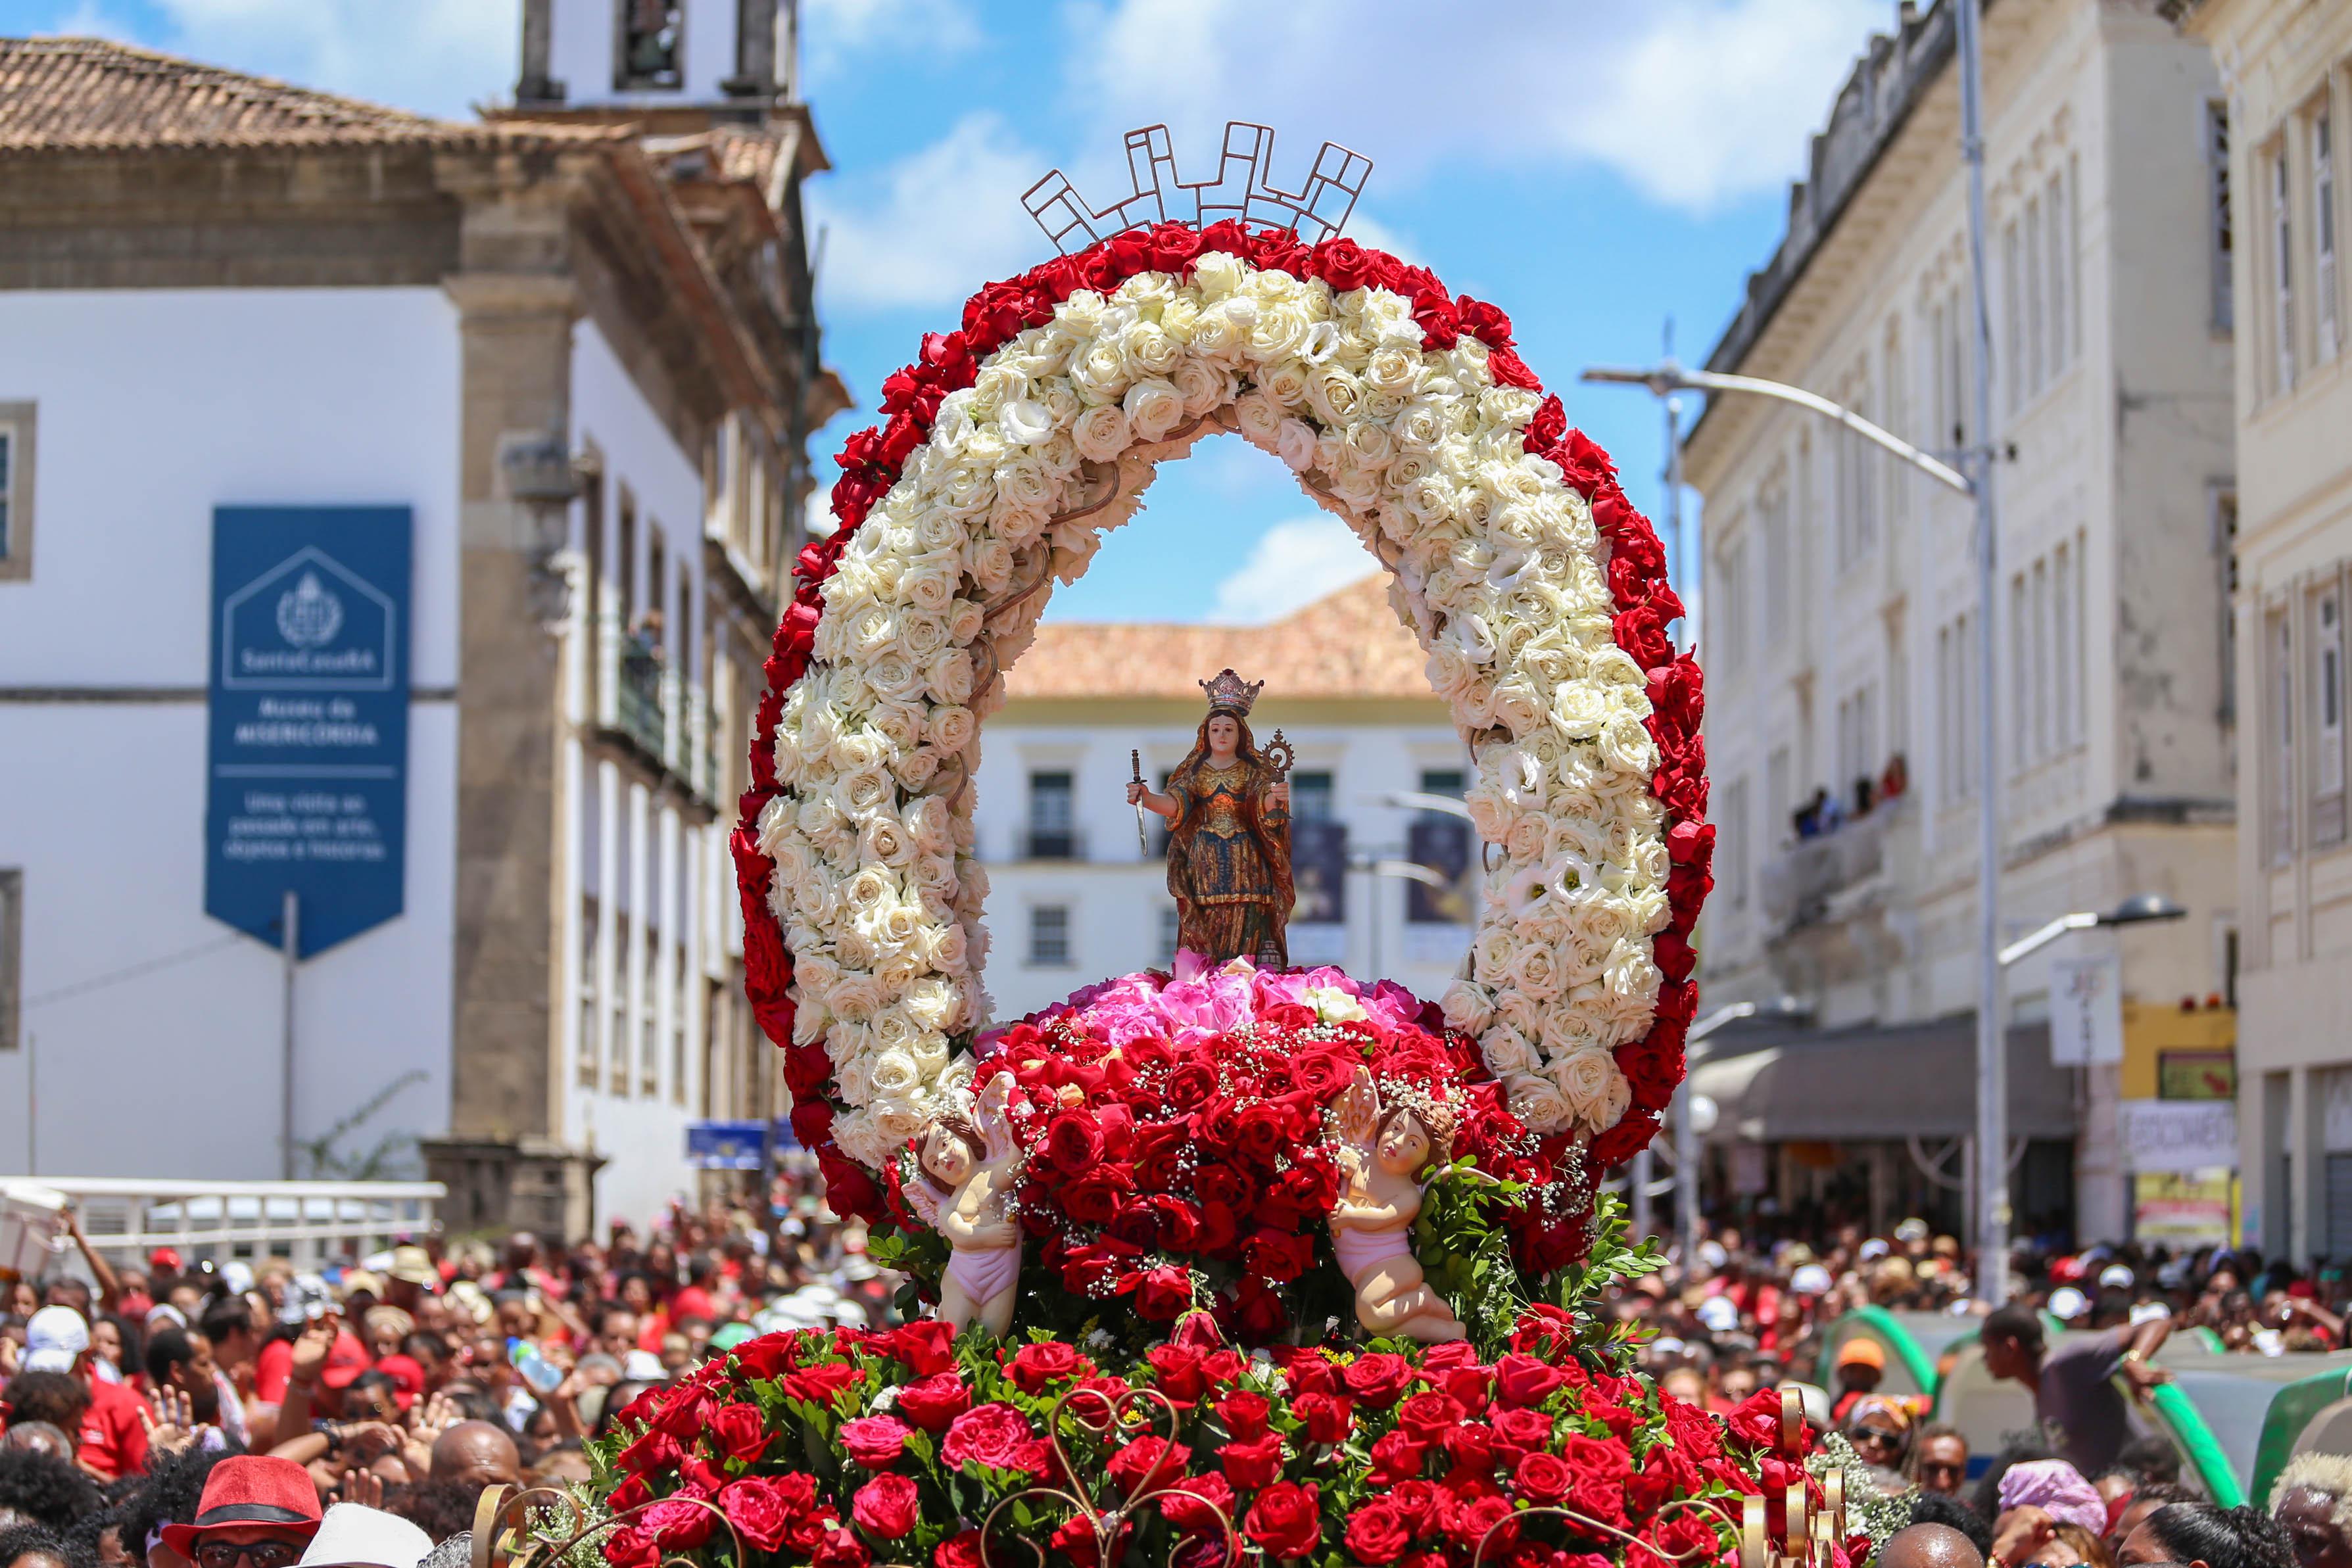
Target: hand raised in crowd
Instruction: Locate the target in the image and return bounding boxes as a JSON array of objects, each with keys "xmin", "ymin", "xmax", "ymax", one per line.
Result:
[
  {"xmin": 337, "ymin": 1462, "xmax": 387, "ymax": 1510},
  {"xmin": 288, "ymin": 1317, "xmax": 340, "ymax": 1385},
  {"xmin": 141, "ymin": 1385, "xmax": 204, "ymax": 1457}
]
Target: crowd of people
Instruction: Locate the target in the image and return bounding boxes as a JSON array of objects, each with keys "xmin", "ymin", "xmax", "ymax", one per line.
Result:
[
  {"xmin": 0, "ymin": 1164, "xmax": 892, "ymax": 1568},
  {"xmin": 0, "ymin": 1175, "xmax": 2345, "ymax": 1568}
]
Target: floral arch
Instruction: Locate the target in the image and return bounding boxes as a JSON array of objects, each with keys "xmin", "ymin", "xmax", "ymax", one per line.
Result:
[{"xmin": 731, "ymin": 221, "xmax": 1713, "ymax": 1240}]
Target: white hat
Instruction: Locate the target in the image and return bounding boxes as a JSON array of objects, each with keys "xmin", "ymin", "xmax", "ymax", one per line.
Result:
[
  {"xmin": 621, "ymin": 1350, "xmax": 667, "ymax": 1381},
  {"xmin": 2048, "ymin": 1287, "xmax": 2090, "ymax": 1319},
  {"xmin": 24, "ymin": 1306, "xmax": 89, "ymax": 1373},
  {"xmin": 298, "ymin": 1504, "xmax": 431, "ymax": 1568},
  {"xmin": 2099, "ymin": 1264, "xmax": 2135, "ymax": 1290},
  {"xmin": 1696, "ymin": 1296, "xmax": 1742, "ymax": 1333},
  {"xmin": 2130, "ymin": 1301, "xmax": 2173, "ymax": 1326},
  {"xmin": 1791, "ymin": 1264, "xmax": 1834, "ymax": 1296},
  {"xmin": 1697, "ymin": 1240, "xmax": 1729, "ymax": 1271},
  {"xmin": 1858, "ymin": 1239, "xmax": 1890, "ymax": 1262},
  {"xmin": 1649, "ymin": 1335, "xmax": 1688, "ymax": 1358},
  {"xmin": 1894, "ymin": 1218, "xmax": 1931, "ymax": 1243}
]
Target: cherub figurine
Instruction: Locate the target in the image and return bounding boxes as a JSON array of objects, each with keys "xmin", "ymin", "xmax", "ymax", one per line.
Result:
[
  {"xmin": 903, "ymin": 1075, "xmax": 1023, "ymax": 1338},
  {"xmin": 1328, "ymin": 1066, "xmax": 1468, "ymax": 1342}
]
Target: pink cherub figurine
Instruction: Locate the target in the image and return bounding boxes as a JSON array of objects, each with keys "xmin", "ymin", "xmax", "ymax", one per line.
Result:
[
  {"xmin": 1328, "ymin": 1065, "xmax": 1467, "ymax": 1342},
  {"xmin": 904, "ymin": 1074, "xmax": 1022, "ymax": 1339}
]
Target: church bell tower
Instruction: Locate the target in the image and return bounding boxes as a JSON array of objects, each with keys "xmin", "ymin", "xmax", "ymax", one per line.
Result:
[{"xmin": 514, "ymin": 0, "xmax": 799, "ymax": 122}]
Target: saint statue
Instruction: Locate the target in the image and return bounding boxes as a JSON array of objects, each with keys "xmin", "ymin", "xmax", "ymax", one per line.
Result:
[{"xmin": 1126, "ymin": 669, "xmax": 1293, "ymax": 967}]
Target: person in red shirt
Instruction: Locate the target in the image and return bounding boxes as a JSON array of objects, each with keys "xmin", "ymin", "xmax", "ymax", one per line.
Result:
[{"xmin": 22, "ymin": 1306, "xmax": 147, "ymax": 1479}]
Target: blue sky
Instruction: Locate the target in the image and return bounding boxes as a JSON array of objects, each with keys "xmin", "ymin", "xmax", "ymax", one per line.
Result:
[{"xmin": 7, "ymin": 0, "xmax": 1894, "ymax": 622}]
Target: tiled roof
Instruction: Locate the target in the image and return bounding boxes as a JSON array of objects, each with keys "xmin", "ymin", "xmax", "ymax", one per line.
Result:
[
  {"xmin": 0, "ymin": 37, "xmax": 608, "ymax": 154},
  {"xmin": 1004, "ymin": 573, "xmax": 1437, "ymax": 702}
]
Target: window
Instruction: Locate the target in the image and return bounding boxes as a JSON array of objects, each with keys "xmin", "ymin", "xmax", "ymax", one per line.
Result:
[
  {"xmin": 1930, "ymin": 297, "xmax": 1951, "ymax": 452},
  {"xmin": 0, "ymin": 403, "xmax": 32, "ymax": 581},
  {"xmin": 1941, "ymin": 611, "xmax": 1977, "ymax": 801},
  {"xmin": 578, "ymin": 897, "xmax": 600, "ymax": 1087},
  {"xmin": 1029, "ymin": 905, "xmax": 1072, "ymax": 967},
  {"xmin": 2217, "ymin": 488, "xmax": 2240, "ymax": 728},
  {"xmin": 1766, "ymin": 745, "xmax": 1792, "ymax": 845},
  {"xmin": 2276, "ymin": 146, "xmax": 2297, "ymax": 394},
  {"xmin": 1761, "ymin": 483, "xmax": 1790, "ymax": 645},
  {"xmin": 2274, "ymin": 610, "xmax": 2296, "ymax": 861},
  {"xmin": 2002, "ymin": 220, "xmax": 2023, "ymax": 416},
  {"xmin": 1155, "ymin": 906, "xmax": 1181, "ymax": 968},
  {"xmin": 1026, "ymin": 770, "xmax": 1076, "ymax": 859},
  {"xmin": 1725, "ymin": 778, "xmax": 1752, "ymax": 909},
  {"xmin": 0, "ymin": 870, "xmax": 18, "ymax": 1053},
  {"xmin": 1291, "ymin": 769, "xmax": 1335, "ymax": 822},
  {"xmin": 1946, "ymin": 287, "xmax": 1969, "ymax": 446},
  {"xmin": 1407, "ymin": 769, "xmax": 1470, "ymax": 926},
  {"xmin": 2032, "ymin": 557, "xmax": 2052, "ymax": 761},
  {"xmin": 2209, "ymin": 101, "xmax": 2235, "ymax": 331},
  {"xmin": 616, "ymin": 0, "xmax": 684, "ymax": 89},
  {"xmin": 2025, "ymin": 195, "xmax": 2047, "ymax": 396},
  {"xmin": 610, "ymin": 912, "xmax": 633, "ymax": 1096},
  {"xmin": 2046, "ymin": 169, "xmax": 2073, "ymax": 375},
  {"xmin": 2053, "ymin": 544, "xmax": 2076, "ymax": 748},
  {"xmin": 2317, "ymin": 584, "xmax": 2345, "ymax": 803},
  {"xmin": 1884, "ymin": 322, "xmax": 1908, "ymax": 527},
  {"xmin": 2317, "ymin": 108, "xmax": 2339, "ymax": 362},
  {"xmin": 2011, "ymin": 573, "xmax": 2031, "ymax": 774},
  {"xmin": 1714, "ymin": 535, "xmax": 1748, "ymax": 667},
  {"xmin": 1842, "ymin": 369, "xmax": 1876, "ymax": 562},
  {"xmin": 640, "ymin": 926, "xmax": 660, "ymax": 1097}
]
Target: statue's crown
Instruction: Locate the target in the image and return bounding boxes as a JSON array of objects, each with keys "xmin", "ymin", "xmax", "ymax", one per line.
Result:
[
  {"xmin": 1022, "ymin": 122, "xmax": 1372, "ymax": 259},
  {"xmin": 1199, "ymin": 668, "xmax": 1264, "ymax": 716}
]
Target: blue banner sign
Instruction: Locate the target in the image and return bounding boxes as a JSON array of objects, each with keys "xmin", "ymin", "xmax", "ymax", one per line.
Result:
[
  {"xmin": 205, "ymin": 506, "xmax": 412, "ymax": 957},
  {"xmin": 687, "ymin": 1120, "xmax": 772, "ymax": 1171}
]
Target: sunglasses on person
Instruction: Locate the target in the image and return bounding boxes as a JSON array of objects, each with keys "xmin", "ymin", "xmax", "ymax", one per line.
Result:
[
  {"xmin": 1917, "ymin": 1458, "xmax": 1966, "ymax": 1486},
  {"xmin": 192, "ymin": 1540, "xmax": 306, "ymax": 1568},
  {"xmin": 1848, "ymin": 1424, "xmax": 1904, "ymax": 1452}
]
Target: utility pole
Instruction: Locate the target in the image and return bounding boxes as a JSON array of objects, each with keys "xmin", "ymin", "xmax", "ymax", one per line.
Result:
[
  {"xmin": 1633, "ymin": 320, "xmax": 1687, "ymax": 1245},
  {"xmin": 281, "ymin": 890, "xmax": 300, "ymax": 1180},
  {"xmin": 1956, "ymin": 0, "xmax": 2009, "ymax": 1306}
]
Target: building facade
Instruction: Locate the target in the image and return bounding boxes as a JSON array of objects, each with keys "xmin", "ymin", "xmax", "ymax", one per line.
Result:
[
  {"xmin": 0, "ymin": 0, "xmax": 843, "ymax": 1238},
  {"xmin": 975, "ymin": 575, "xmax": 1476, "ymax": 1020},
  {"xmin": 2172, "ymin": 0, "xmax": 2352, "ymax": 1263},
  {"xmin": 1683, "ymin": 0, "xmax": 2238, "ymax": 1244}
]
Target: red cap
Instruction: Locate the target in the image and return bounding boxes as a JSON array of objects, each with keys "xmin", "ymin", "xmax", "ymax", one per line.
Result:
[
  {"xmin": 320, "ymin": 1330, "xmax": 371, "ymax": 1390},
  {"xmin": 159, "ymin": 1457, "xmax": 322, "ymax": 1557},
  {"xmin": 2050, "ymin": 1256, "xmax": 2086, "ymax": 1284},
  {"xmin": 374, "ymin": 1353, "xmax": 425, "ymax": 1411},
  {"xmin": 149, "ymin": 1247, "xmax": 183, "ymax": 1273}
]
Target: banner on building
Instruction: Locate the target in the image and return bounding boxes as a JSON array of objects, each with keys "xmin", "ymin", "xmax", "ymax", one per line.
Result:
[
  {"xmin": 686, "ymin": 1120, "xmax": 771, "ymax": 1171},
  {"xmin": 2049, "ymin": 953, "xmax": 2124, "ymax": 1065},
  {"xmin": 2119, "ymin": 1098, "xmax": 2239, "ymax": 1173},
  {"xmin": 2133, "ymin": 1172, "xmax": 2235, "ymax": 1247},
  {"xmin": 205, "ymin": 506, "xmax": 412, "ymax": 957}
]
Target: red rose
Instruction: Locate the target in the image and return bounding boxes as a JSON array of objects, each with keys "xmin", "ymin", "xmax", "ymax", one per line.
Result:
[
  {"xmin": 1107, "ymin": 1435, "xmax": 1193, "ymax": 1498},
  {"xmin": 781, "ymin": 1361, "xmax": 865, "ymax": 1405},
  {"xmin": 1291, "ymin": 1391, "xmax": 1353, "ymax": 1444},
  {"xmin": 1396, "ymin": 1390, "xmax": 1466, "ymax": 1445},
  {"xmin": 1147, "ymin": 1344, "xmax": 1211, "ymax": 1404},
  {"xmin": 1513, "ymin": 1451, "xmax": 1573, "ymax": 1503},
  {"xmin": 1243, "ymin": 1481, "xmax": 1322, "ymax": 1561},
  {"xmin": 1560, "ymin": 1436, "xmax": 1631, "ymax": 1527},
  {"xmin": 894, "ymin": 1371, "xmax": 972, "ymax": 1432},
  {"xmin": 1345, "ymin": 1501, "xmax": 1413, "ymax": 1566},
  {"xmin": 935, "ymin": 1531, "xmax": 985, "ymax": 1568},
  {"xmin": 812, "ymin": 1523, "xmax": 872, "ymax": 1568},
  {"xmin": 1443, "ymin": 1423, "xmax": 1497, "ymax": 1478},
  {"xmin": 1490, "ymin": 1406, "xmax": 1554, "ymax": 1452},
  {"xmin": 642, "ymin": 1488, "xmax": 715, "ymax": 1551},
  {"xmin": 1343, "ymin": 1352, "xmax": 1416, "ymax": 1408},
  {"xmin": 1135, "ymin": 1265, "xmax": 1194, "ymax": 1322},
  {"xmin": 602, "ymin": 1529, "xmax": 658, "ymax": 1568},
  {"xmin": 1218, "ymin": 1390, "xmax": 1272, "ymax": 1441},
  {"xmin": 1456, "ymin": 298, "xmax": 1515, "ymax": 348},
  {"xmin": 1003, "ymin": 1341, "xmax": 1088, "ymax": 1392},
  {"xmin": 1493, "ymin": 1354, "xmax": 1570, "ymax": 1408},
  {"xmin": 940, "ymin": 1402, "xmax": 1037, "ymax": 1473},
  {"xmin": 1313, "ymin": 237, "xmax": 1374, "ymax": 291},
  {"xmin": 618, "ymin": 1425, "xmax": 682, "ymax": 1477},
  {"xmin": 707, "ymin": 1402, "xmax": 768, "ymax": 1465},
  {"xmin": 1449, "ymin": 1495, "xmax": 1518, "ymax": 1554},
  {"xmin": 839, "ymin": 1414, "xmax": 910, "ymax": 1469},
  {"xmin": 1220, "ymin": 1433, "xmax": 1285, "ymax": 1490},
  {"xmin": 1161, "ymin": 1472, "xmax": 1236, "ymax": 1536},
  {"xmin": 1368, "ymin": 1428, "xmax": 1428, "ymax": 1485},
  {"xmin": 1438, "ymin": 1364, "xmax": 1493, "ymax": 1415},
  {"xmin": 1042, "ymin": 1110, "xmax": 1105, "ymax": 1175},
  {"xmin": 852, "ymin": 1473, "xmax": 919, "ymax": 1540},
  {"xmin": 874, "ymin": 1319, "xmax": 957, "ymax": 1376},
  {"xmin": 717, "ymin": 1478, "xmax": 792, "ymax": 1554}
]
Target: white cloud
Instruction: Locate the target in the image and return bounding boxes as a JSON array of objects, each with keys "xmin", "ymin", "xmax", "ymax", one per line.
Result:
[
  {"xmin": 1063, "ymin": 0, "xmax": 1887, "ymax": 213},
  {"xmin": 55, "ymin": 0, "xmax": 516, "ymax": 120},
  {"xmin": 1207, "ymin": 513, "xmax": 1378, "ymax": 624},
  {"xmin": 809, "ymin": 110, "xmax": 1055, "ymax": 312},
  {"xmin": 802, "ymin": 0, "xmax": 980, "ymax": 86}
]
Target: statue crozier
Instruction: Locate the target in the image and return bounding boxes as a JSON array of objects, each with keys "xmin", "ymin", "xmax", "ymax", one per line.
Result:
[
  {"xmin": 1126, "ymin": 667, "xmax": 1293, "ymax": 966},
  {"xmin": 1328, "ymin": 1066, "xmax": 1467, "ymax": 1343},
  {"xmin": 905, "ymin": 1075, "xmax": 1023, "ymax": 1339}
]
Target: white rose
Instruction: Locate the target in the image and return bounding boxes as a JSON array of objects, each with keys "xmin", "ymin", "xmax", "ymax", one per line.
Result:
[
  {"xmin": 1305, "ymin": 366, "xmax": 1363, "ymax": 426},
  {"xmin": 902, "ymin": 976, "xmax": 958, "ymax": 1032},
  {"xmin": 1275, "ymin": 418, "xmax": 1318, "ymax": 473},
  {"xmin": 926, "ymin": 705, "xmax": 978, "ymax": 755},
  {"xmin": 998, "ymin": 397, "xmax": 1054, "ymax": 446},
  {"xmin": 1364, "ymin": 345, "xmax": 1420, "ymax": 394},
  {"xmin": 842, "ymin": 865, "xmax": 894, "ymax": 914},
  {"xmin": 1257, "ymin": 359, "xmax": 1310, "ymax": 408},
  {"xmin": 1233, "ymin": 389, "xmax": 1284, "ymax": 446},
  {"xmin": 948, "ymin": 597, "xmax": 985, "ymax": 644},
  {"xmin": 859, "ymin": 813, "xmax": 916, "ymax": 868},
  {"xmin": 1122, "ymin": 377, "xmax": 1186, "ymax": 443},
  {"xmin": 1550, "ymin": 1047, "xmax": 1623, "ymax": 1126},
  {"xmin": 1481, "ymin": 1024, "xmax": 1539, "ymax": 1076},
  {"xmin": 1441, "ymin": 979, "xmax": 1495, "ymax": 1033},
  {"xmin": 1172, "ymin": 357, "xmax": 1233, "ymax": 416},
  {"xmin": 825, "ymin": 970, "xmax": 885, "ymax": 1021},
  {"xmin": 1123, "ymin": 321, "xmax": 1180, "ymax": 378},
  {"xmin": 869, "ymin": 1047, "xmax": 923, "ymax": 1099},
  {"xmin": 866, "ymin": 653, "xmax": 922, "ymax": 701},
  {"xmin": 1072, "ymin": 404, "xmax": 1131, "ymax": 462},
  {"xmin": 1192, "ymin": 250, "xmax": 1245, "ymax": 299},
  {"xmin": 1552, "ymin": 683, "xmax": 1610, "ymax": 740},
  {"xmin": 1508, "ymin": 939, "xmax": 1567, "ymax": 1005},
  {"xmin": 926, "ymin": 650, "xmax": 976, "ymax": 705},
  {"xmin": 1491, "ymin": 677, "xmax": 1546, "ymax": 736},
  {"xmin": 1605, "ymin": 939, "xmax": 1663, "ymax": 1005},
  {"xmin": 1502, "ymin": 1072, "xmax": 1572, "ymax": 1133},
  {"xmin": 1598, "ymin": 713, "xmax": 1657, "ymax": 774},
  {"xmin": 1189, "ymin": 302, "xmax": 1246, "ymax": 359}
]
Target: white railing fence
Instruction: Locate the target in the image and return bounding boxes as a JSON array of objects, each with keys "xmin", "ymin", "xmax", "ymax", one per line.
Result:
[{"xmin": 1, "ymin": 1177, "xmax": 441, "ymax": 1275}]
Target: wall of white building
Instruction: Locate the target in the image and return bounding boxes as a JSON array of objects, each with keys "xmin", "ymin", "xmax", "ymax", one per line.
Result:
[
  {"xmin": 0, "ymin": 287, "xmax": 463, "ymax": 1177},
  {"xmin": 561, "ymin": 316, "xmax": 715, "ymax": 1231},
  {"xmin": 972, "ymin": 711, "xmax": 1473, "ymax": 1023}
]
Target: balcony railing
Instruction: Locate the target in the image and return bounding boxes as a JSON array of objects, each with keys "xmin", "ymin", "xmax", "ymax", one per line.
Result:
[
  {"xmin": 595, "ymin": 615, "xmax": 721, "ymax": 808},
  {"xmin": 1019, "ymin": 826, "xmax": 1087, "ymax": 861},
  {"xmin": 1760, "ymin": 796, "xmax": 1913, "ymax": 930},
  {"xmin": 7, "ymin": 1177, "xmax": 442, "ymax": 1272}
]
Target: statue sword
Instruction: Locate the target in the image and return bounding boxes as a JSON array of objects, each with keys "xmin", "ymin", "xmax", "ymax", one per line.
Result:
[{"xmin": 1130, "ymin": 749, "xmax": 1150, "ymax": 853}]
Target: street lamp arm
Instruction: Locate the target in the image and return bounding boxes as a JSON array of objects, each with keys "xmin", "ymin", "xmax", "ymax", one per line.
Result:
[
  {"xmin": 1368, "ymin": 858, "xmax": 1451, "ymax": 889},
  {"xmin": 1996, "ymin": 911, "xmax": 2100, "ymax": 968},
  {"xmin": 1378, "ymin": 790, "xmax": 1474, "ymax": 820},
  {"xmin": 1581, "ymin": 365, "xmax": 1975, "ymax": 498}
]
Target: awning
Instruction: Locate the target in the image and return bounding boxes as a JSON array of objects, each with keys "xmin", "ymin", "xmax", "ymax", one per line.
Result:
[{"xmin": 1687, "ymin": 1014, "xmax": 2076, "ymax": 1143}]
